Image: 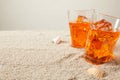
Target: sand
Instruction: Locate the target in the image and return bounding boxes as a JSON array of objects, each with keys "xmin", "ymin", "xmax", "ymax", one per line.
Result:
[{"xmin": 0, "ymin": 30, "xmax": 120, "ymax": 80}]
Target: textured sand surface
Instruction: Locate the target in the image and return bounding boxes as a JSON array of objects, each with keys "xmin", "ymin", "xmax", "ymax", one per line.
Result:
[{"xmin": 0, "ymin": 31, "xmax": 120, "ymax": 80}]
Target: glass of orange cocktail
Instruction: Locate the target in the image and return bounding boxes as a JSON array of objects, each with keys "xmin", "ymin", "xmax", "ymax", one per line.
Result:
[
  {"xmin": 82, "ymin": 12, "xmax": 120, "ymax": 79},
  {"xmin": 68, "ymin": 10, "xmax": 95, "ymax": 48},
  {"xmin": 83, "ymin": 12, "xmax": 120, "ymax": 65}
]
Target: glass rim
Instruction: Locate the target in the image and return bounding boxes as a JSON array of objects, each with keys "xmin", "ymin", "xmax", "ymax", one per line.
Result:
[
  {"xmin": 67, "ymin": 9, "xmax": 120, "ymax": 19},
  {"xmin": 95, "ymin": 11, "xmax": 120, "ymax": 19},
  {"xmin": 67, "ymin": 9, "xmax": 96, "ymax": 12}
]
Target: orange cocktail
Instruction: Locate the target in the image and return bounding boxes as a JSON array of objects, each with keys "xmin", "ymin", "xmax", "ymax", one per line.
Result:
[
  {"xmin": 84, "ymin": 19, "xmax": 120, "ymax": 65},
  {"xmin": 69, "ymin": 16, "xmax": 90, "ymax": 48},
  {"xmin": 68, "ymin": 10, "xmax": 94, "ymax": 48}
]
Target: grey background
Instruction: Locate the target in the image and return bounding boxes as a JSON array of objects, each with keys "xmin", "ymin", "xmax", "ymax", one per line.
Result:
[{"xmin": 0, "ymin": 0, "xmax": 120, "ymax": 30}]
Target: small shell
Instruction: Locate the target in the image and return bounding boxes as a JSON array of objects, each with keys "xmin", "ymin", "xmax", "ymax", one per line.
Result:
[
  {"xmin": 87, "ymin": 67, "xmax": 104, "ymax": 79},
  {"xmin": 52, "ymin": 36, "xmax": 61, "ymax": 44}
]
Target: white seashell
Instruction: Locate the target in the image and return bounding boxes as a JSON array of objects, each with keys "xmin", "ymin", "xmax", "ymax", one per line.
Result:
[
  {"xmin": 52, "ymin": 36, "xmax": 62, "ymax": 44},
  {"xmin": 87, "ymin": 67, "xmax": 104, "ymax": 79}
]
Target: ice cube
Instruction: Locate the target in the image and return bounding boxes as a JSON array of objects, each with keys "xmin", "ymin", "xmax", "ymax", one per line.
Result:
[
  {"xmin": 76, "ymin": 15, "xmax": 88, "ymax": 22},
  {"xmin": 94, "ymin": 19, "xmax": 112, "ymax": 31}
]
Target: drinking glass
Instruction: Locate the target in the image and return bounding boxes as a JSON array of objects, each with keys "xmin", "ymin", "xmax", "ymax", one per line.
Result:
[
  {"xmin": 68, "ymin": 10, "xmax": 95, "ymax": 48},
  {"xmin": 84, "ymin": 12, "xmax": 120, "ymax": 65},
  {"xmin": 83, "ymin": 12, "xmax": 120, "ymax": 78}
]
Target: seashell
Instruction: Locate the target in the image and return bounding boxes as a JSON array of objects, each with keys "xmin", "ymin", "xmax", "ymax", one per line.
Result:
[
  {"xmin": 87, "ymin": 67, "xmax": 104, "ymax": 79},
  {"xmin": 52, "ymin": 36, "xmax": 62, "ymax": 44}
]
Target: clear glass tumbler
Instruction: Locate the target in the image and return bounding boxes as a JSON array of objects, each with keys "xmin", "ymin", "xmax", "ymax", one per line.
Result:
[
  {"xmin": 83, "ymin": 12, "xmax": 120, "ymax": 65},
  {"xmin": 68, "ymin": 10, "xmax": 95, "ymax": 48}
]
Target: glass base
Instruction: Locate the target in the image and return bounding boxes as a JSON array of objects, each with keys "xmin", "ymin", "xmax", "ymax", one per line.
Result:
[
  {"xmin": 82, "ymin": 55, "xmax": 106, "ymax": 65},
  {"xmin": 71, "ymin": 44, "xmax": 84, "ymax": 48}
]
